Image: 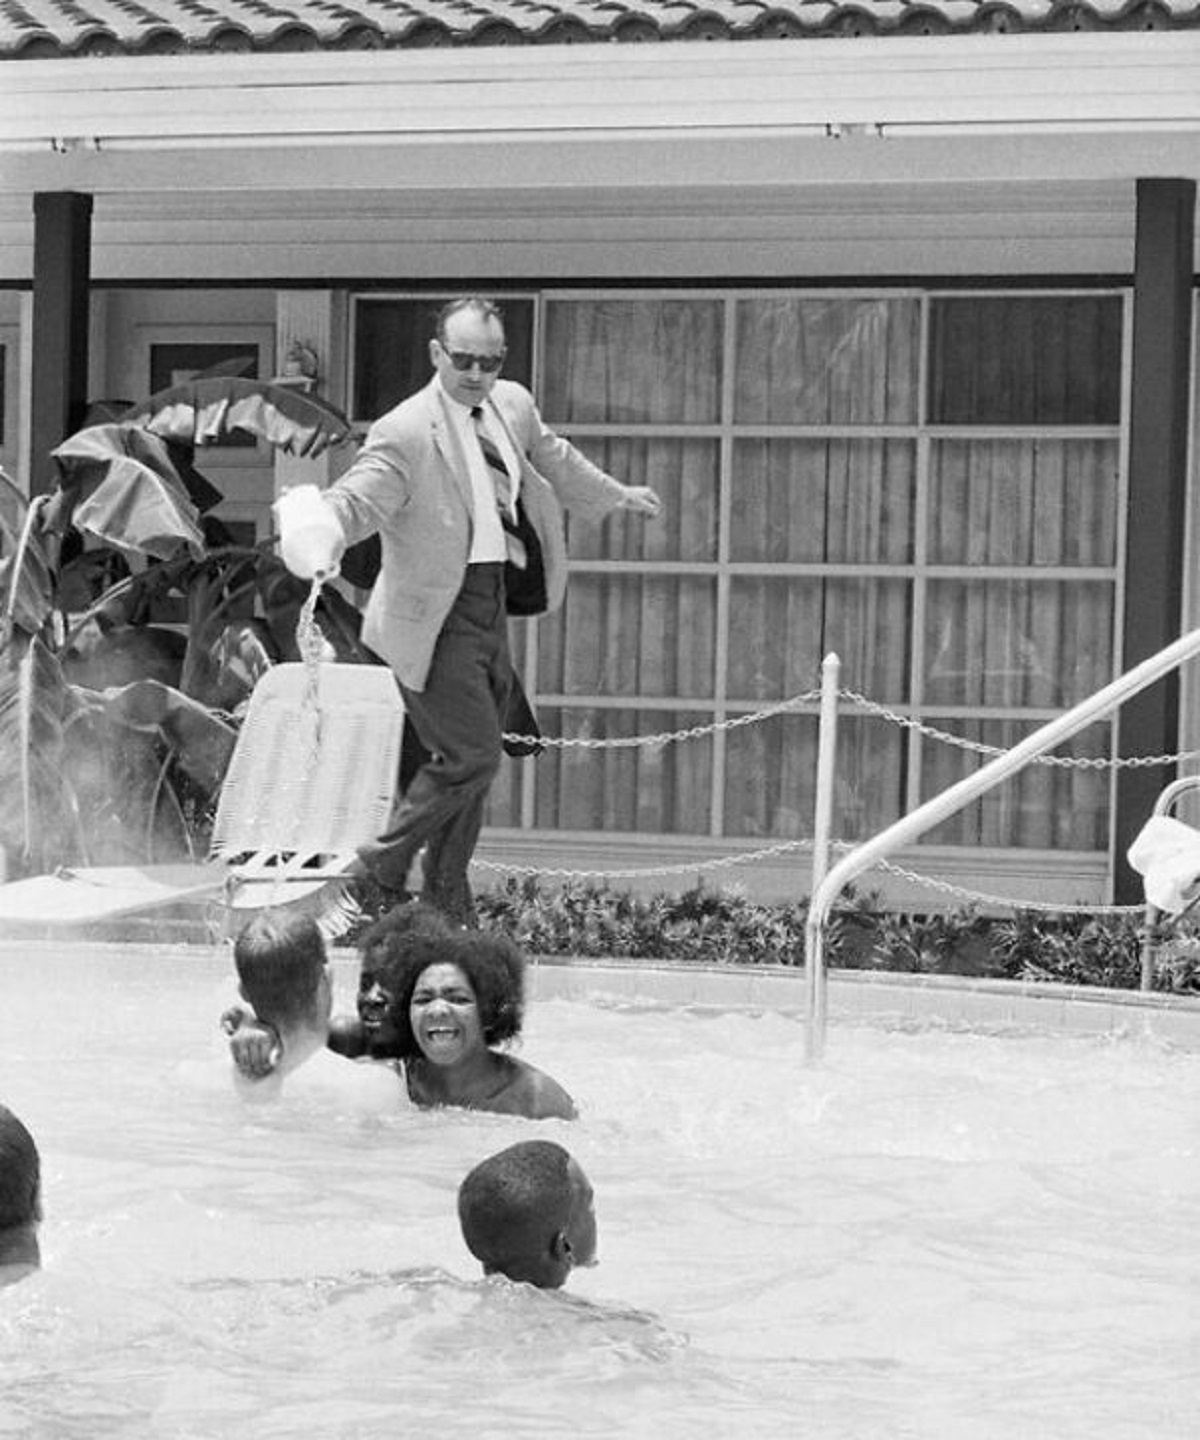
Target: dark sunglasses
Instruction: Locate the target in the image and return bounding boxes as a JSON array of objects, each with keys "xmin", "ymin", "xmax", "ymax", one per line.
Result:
[{"xmin": 441, "ymin": 347, "xmax": 506, "ymax": 374}]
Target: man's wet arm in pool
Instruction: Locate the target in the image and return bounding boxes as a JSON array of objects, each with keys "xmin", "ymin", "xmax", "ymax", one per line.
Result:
[{"xmin": 221, "ymin": 1003, "xmax": 370, "ymax": 1072}]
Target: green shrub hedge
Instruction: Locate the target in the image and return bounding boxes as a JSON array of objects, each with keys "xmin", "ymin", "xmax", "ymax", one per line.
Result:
[
  {"xmin": 441, "ymin": 875, "xmax": 1200, "ymax": 994},
  {"xmin": 348, "ymin": 874, "xmax": 1200, "ymax": 993}
]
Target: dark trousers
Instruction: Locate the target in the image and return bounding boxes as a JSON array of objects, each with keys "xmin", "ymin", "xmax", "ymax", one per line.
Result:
[{"xmin": 357, "ymin": 563, "xmax": 512, "ymax": 924}]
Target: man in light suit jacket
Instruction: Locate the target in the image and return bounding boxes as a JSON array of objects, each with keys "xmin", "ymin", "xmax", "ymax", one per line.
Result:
[{"xmin": 278, "ymin": 296, "xmax": 661, "ymax": 924}]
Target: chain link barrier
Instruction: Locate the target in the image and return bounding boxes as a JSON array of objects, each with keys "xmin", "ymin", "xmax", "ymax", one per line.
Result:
[
  {"xmin": 473, "ymin": 839, "xmax": 1142, "ymax": 916},
  {"xmin": 839, "ymin": 689, "xmax": 1200, "ymax": 770},
  {"xmin": 865, "ymin": 857, "xmax": 1142, "ymax": 917},
  {"xmin": 504, "ymin": 684, "xmax": 1200, "ymax": 770},
  {"xmin": 474, "ymin": 837, "xmax": 816, "ymax": 883},
  {"xmin": 489, "ymin": 679, "xmax": 1183, "ymax": 915},
  {"xmin": 503, "ymin": 690, "xmax": 822, "ymax": 750}
]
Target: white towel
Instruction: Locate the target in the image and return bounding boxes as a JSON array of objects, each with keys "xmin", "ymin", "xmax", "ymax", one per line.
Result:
[{"xmin": 1126, "ymin": 814, "xmax": 1200, "ymax": 915}]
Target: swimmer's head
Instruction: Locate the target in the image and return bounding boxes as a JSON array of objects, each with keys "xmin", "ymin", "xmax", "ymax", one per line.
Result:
[
  {"xmin": 458, "ymin": 1140, "xmax": 597, "ymax": 1290},
  {"xmin": 0, "ymin": 1105, "xmax": 39, "ymax": 1231},
  {"xmin": 439, "ymin": 930, "xmax": 525, "ymax": 1047},
  {"xmin": 356, "ymin": 901, "xmax": 454, "ymax": 1050},
  {"xmin": 0, "ymin": 1104, "xmax": 41, "ymax": 1280},
  {"xmin": 233, "ymin": 910, "xmax": 330, "ymax": 1034},
  {"xmin": 356, "ymin": 905, "xmax": 525, "ymax": 1060}
]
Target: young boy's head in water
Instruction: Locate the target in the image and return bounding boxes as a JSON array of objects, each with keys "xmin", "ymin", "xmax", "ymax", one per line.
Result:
[
  {"xmin": 0, "ymin": 1104, "xmax": 41, "ymax": 1283},
  {"xmin": 458, "ymin": 1140, "xmax": 597, "ymax": 1290}
]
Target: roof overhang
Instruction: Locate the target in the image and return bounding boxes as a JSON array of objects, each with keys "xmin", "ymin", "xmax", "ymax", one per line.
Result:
[
  {"xmin": 0, "ymin": 34, "xmax": 1195, "ymax": 281},
  {"xmin": 0, "ymin": 33, "xmax": 1197, "ymax": 194}
]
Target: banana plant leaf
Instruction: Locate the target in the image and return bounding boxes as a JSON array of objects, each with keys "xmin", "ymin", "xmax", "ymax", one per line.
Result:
[
  {"xmin": 55, "ymin": 548, "xmax": 134, "ymax": 621},
  {"xmin": 46, "ymin": 424, "xmax": 205, "ymax": 562},
  {"xmin": 0, "ymin": 648, "xmax": 238, "ymax": 872},
  {"xmin": 163, "ymin": 441, "xmax": 225, "ymax": 516},
  {"xmin": 198, "ymin": 619, "xmax": 277, "ymax": 713},
  {"xmin": 87, "ymin": 677, "xmax": 237, "ymax": 793},
  {"xmin": 123, "ymin": 376, "xmax": 352, "ymax": 458},
  {"xmin": 0, "ymin": 469, "xmax": 54, "ymax": 642},
  {"xmin": 51, "ymin": 680, "xmax": 231, "ymax": 866},
  {"xmin": 0, "ymin": 635, "xmax": 87, "ymax": 868},
  {"xmin": 62, "ymin": 621, "xmax": 188, "ymax": 692}
]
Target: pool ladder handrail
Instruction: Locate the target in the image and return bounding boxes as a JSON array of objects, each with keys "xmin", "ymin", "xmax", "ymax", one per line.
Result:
[{"xmin": 803, "ymin": 625, "xmax": 1200, "ymax": 1062}]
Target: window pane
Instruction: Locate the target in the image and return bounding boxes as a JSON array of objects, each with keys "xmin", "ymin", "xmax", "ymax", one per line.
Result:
[
  {"xmin": 542, "ymin": 299, "xmax": 721, "ymax": 424},
  {"xmin": 920, "ymin": 720, "xmax": 1110, "ymax": 848},
  {"xmin": 928, "ymin": 295, "xmax": 1122, "ymax": 425},
  {"xmin": 534, "ymin": 707, "xmax": 712, "ymax": 834},
  {"xmin": 564, "ymin": 437, "xmax": 718, "ymax": 563},
  {"xmin": 724, "ymin": 713, "xmax": 904, "ymax": 844},
  {"xmin": 735, "ymin": 297, "xmax": 919, "ymax": 424},
  {"xmin": 924, "ymin": 579, "xmax": 1114, "ymax": 708},
  {"xmin": 928, "ymin": 439, "xmax": 1119, "ymax": 567},
  {"xmin": 351, "ymin": 296, "xmax": 534, "ymax": 422},
  {"xmin": 731, "ymin": 439, "xmax": 915, "ymax": 563},
  {"xmin": 539, "ymin": 575, "xmax": 716, "ymax": 699},
  {"xmin": 728, "ymin": 577, "xmax": 911, "ymax": 703}
]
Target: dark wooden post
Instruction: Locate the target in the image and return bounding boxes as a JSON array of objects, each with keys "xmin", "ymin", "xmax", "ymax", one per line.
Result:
[
  {"xmin": 30, "ymin": 191, "xmax": 93, "ymax": 494},
  {"xmin": 1113, "ymin": 178, "xmax": 1196, "ymax": 904}
]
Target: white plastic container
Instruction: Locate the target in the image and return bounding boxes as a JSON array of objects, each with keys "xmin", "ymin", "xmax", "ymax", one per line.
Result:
[{"xmin": 275, "ymin": 484, "xmax": 345, "ymax": 580}]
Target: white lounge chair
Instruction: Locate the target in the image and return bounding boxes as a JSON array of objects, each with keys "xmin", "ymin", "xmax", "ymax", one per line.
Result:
[{"xmin": 0, "ymin": 662, "xmax": 404, "ymax": 935}]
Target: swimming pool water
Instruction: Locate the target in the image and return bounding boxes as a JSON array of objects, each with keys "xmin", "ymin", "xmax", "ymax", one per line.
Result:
[{"xmin": 1, "ymin": 941, "xmax": 1198, "ymax": 1439}]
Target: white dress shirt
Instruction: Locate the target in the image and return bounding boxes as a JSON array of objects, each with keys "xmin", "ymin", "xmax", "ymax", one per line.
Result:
[{"xmin": 438, "ymin": 382, "xmax": 523, "ymax": 565}]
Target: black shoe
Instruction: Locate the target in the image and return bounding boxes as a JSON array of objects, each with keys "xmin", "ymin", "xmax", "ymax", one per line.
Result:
[
  {"xmin": 346, "ymin": 858, "xmax": 411, "ymax": 916},
  {"xmin": 419, "ymin": 887, "xmax": 478, "ymax": 930}
]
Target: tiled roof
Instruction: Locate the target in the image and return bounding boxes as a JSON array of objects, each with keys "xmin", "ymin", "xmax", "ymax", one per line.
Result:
[{"xmin": 0, "ymin": 0, "xmax": 1196, "ymax": 57}]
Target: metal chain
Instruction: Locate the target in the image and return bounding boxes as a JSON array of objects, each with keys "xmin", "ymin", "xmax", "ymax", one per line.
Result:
[
  {"xmin": 503, "ymin": 690, "xmax": 822, "ymax": 750},
  {"xmin": 503, "ymin": 682, "xmax": 1200, "ymax": 771},
  {"xmin": 868, "ymin": 856, "xmax": 1142, "ymax": 916},
  {"xmin": 473, "ymin": 839, "xmax": 1140, "ymax": 916},
  {"xmin": 840, "ymin": 688, "xmax": 1200, "ymax": 770},
  {"xmin": 473, "ymin": 837, "xmax": 815, "ymax": 881}
]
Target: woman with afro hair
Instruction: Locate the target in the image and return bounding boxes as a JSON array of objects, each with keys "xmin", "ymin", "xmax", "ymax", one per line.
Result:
[{"xmin": 359, "ymin": 908, "xmax": 575, "ymax": 1119}]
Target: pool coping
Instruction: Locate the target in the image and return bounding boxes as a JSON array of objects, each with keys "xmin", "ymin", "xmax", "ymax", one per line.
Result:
[
  {"xmin": 525, "ymin": 956, "xmax": 1200, "ymax": 1049},
  {"xmin": 4, "ymin": 938, "xmax": 1198, "ymax": 1050}
]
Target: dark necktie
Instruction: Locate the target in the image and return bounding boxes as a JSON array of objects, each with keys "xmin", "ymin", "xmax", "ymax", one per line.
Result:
[{"xmin": 470, "ymin": 406, "xmax": 526, "ymax": 569}]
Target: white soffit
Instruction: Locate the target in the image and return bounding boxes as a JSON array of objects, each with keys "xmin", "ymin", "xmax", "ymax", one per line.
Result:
[{"xmin": 0, "ymin": 34, "xmax": 1197, "ymax": 150}]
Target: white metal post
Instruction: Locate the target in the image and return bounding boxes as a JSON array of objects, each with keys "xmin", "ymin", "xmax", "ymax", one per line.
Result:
[{"xmin": 806, "ymin": 652, "xmax": 840, "ymax": 1055}]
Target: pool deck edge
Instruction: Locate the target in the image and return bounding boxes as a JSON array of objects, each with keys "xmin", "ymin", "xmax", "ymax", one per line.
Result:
[
  {"xmin": 525, "ymin": 957, "xmax": 1200, "ymax": 1050},
  {"xmin": 3, "ymin": 936, "xmax": 1198, "ymax": 1050}
]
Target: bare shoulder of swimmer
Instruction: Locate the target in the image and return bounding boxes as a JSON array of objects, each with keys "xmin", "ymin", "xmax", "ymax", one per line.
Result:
[
  {"xmin": 327, "ymin": 1014, "xmax": 371, "ymax": 1058},
  {"xmin": 498, "ymin": 1058, "xmax": 578, "ymax": 1121}
]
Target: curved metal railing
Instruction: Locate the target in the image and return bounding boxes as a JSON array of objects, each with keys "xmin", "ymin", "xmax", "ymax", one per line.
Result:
[{"xmin": 802, "ymin": 626, "xmax": 1200, "ymax": 1062}]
